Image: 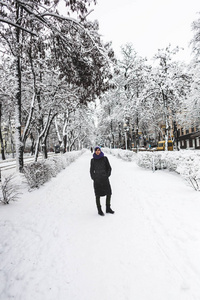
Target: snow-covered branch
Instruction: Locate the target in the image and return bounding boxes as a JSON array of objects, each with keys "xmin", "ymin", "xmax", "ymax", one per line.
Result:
[{"xmin": 0, "ymin": 17, "xmax": 37, "ymax": 35}]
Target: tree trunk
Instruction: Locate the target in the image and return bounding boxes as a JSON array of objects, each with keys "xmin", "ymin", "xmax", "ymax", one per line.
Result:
[
  {"xmin": 163, "ymin": 93, "xmax": 169, "ymax": 152},
  {"xmin": 8, "ymin": 115, "xmax": 15, "ymax": 158},
  {"xmin": 118, "ymin": 123, "xmax": 122, "ymax": 147},
  {"xmin": 42, "ymin": 141, "xmax": 48, "ymax": 159},
  {"xmin": 55, "ymin": 117, "xmax": 62, "ymax": 145},
  {"xmin": 22, "ymin": 92, "xmax": 36, "ymax": 147},
  {"xmin": 34, "ymin": 111, "xmax": 56, "ymax": 161},
  {"xmin": 0, "ymin": 103, "xmax": 6, "ymax": 160},
  {"xmin": 15, "ymin": 4, "xmax": 24, "ymax": 172},
  {"xmin": 136, "ymin": 116, "xmax": 139, "ymax": 153},
  {"xmin": 30, "ymin": 133, "xmax": 35, "ymax": 155},
  {"xmin": 42, "ymin": 113, "xmax": 56, "ymax": 159},
  {"xmin": 173, "ymin": 121, "xmax": 178, "ymax": 150},
  {"xmin": 62, "ymin": 111, "xmax": 69, "ymax": 153},
  {"xmin": 34, "ymin": 136, "xmax": 41, "ymax": 162},
  {"xmin": 63, "ymin": 135, "xmax": 67, "ymax": 153},
  {"xmin": 15, "ymin": 57, "xmax": 24, "ymax": 171}
]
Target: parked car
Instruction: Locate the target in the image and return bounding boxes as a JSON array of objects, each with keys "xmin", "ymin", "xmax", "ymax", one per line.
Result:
[
  {"xmin": 54, "ymin": 145, "xmax": 60, "ymax": 153},
  {"xmin": 157, "ymin": 140, "xmax": 173, "ymax": 151}
]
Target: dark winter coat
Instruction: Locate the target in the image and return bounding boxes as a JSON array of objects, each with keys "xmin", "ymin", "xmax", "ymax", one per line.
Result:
[{"xmin": 90, "ymin": 156, "xmax": 112, "ymax": 197}]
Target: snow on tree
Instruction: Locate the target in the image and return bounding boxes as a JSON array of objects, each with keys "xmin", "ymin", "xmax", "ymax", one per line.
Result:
[
  {"xmin": 0, "ymin": 0, "xmax": 114, "ymax": 170},
  {"xmin": 0, "ymin": 57, "xmax": 16, "ymax": 159},
  {"xmin": 191, "ymin": 12, "xmax": 200, "ymax": 60},
  {"xmin": 144, "ymin": 45, "xmax": 192, "ymax": 150},
  {"xmin": 118, "ymin": 44, "xmax": 151, "ymax": 151},
  {"xmin": 184, "ymin": 12, "xmax": 200, "ymax": 130},
  {"xmin": 97, "ymin": 44, "xmax": 151, "ymax": 150}
]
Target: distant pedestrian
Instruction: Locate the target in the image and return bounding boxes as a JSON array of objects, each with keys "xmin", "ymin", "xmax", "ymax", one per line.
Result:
[
  {"xmin": 90, "ymin": 147, "xmax": 93, "ymax": 153},
  {"xmin": 90, "ymin": 146, "xmax": 114, "ymax": 216}
]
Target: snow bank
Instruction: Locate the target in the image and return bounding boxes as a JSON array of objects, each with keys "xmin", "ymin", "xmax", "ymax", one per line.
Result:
[
  {"xmin": 104, "ymin": 148, "xmax": 200, "ymax": 191},
  {"xmin": 23, "ymin": 149, "xmax": 85, "ymax": 189},
  {"xmin": 103, "ymin": 148, "xmax": 137, "ymax": 162}
]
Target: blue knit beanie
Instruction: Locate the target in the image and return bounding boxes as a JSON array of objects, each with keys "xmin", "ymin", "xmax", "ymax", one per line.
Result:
[{"xmin": 94, "ymin": 146, "xmax": 101, "ymax": 151}]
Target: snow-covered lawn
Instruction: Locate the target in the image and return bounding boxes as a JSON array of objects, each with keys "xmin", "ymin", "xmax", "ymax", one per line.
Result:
[{"xmin": 0, "ymin": 150, "xmax": 200, "ymax": 300}]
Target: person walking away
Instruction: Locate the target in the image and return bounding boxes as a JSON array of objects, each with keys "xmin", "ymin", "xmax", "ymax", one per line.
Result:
[{"xmin": 90, "ymin": 146, "xmax": 114, "ymax": 216}]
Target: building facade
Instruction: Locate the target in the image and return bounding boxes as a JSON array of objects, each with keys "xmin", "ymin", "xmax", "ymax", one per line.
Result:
[{"xmin": 178, "ymin": 126, "xmax": 200, "ymax": 150}]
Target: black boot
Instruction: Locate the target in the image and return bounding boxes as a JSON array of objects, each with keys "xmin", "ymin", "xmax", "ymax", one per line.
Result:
[
  {"xmin": 98, "ymin": 207, "xmax": 105, "ymax": 216},
  {"xmin": 106, "ymin": 195, "xmax": 115, "ymax": 214},
  {"xmin": 96, "ymin": 196, "xmax": 104, "ymax": 216},
  {"xmin": 106, "ymin": 207, "xmax": 114, "ymax": 214}
]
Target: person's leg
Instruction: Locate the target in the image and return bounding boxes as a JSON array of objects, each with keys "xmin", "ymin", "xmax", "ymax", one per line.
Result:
[
  {"xmin": 106, "ymin": 195, "xmax": 114, "ymax": 214},
  {"xmin": 96, "ymin": 196, "xmax": 104, "ymax": 216}
]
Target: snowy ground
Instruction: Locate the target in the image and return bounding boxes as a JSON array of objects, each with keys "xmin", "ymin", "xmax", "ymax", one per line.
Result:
[{"xmin": 0, "ymin": 150, "xmax": 200, "ymax": 300}]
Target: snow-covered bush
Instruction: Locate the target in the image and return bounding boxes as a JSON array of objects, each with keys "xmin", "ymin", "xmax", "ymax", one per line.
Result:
[
  {"xmin": 23, "ymin": 161, "xmax": 50, "ymax": 189},
  {"xmin": 0, "ymin": 175, "xmax": 20, "ymax": 204},
  {"xmin": 105, "ymin": 147, "xmax": 200, "ymax": 191},
  {"xmin": 176, "ymin": 156, "xmax": 200, "ymax": 191},
  {"xmin": 136, "ymin": 152, "xmax": 167, "ymax": 170},
  {"xmin": 137, "ymin": 150, "xmax": 200, "ymax": 191},
  {"xmin": 23, "ymin": 150, "xmax": 85, "ymax": 189},
  {"xmin": 103, "ymin": 148, "xmax": 137, "ymax": 162}
]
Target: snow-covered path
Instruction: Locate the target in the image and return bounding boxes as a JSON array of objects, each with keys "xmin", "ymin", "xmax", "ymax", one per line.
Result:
[{"xmin": 1, "ymin": 150, "xmax": 200, "ymax": 300}]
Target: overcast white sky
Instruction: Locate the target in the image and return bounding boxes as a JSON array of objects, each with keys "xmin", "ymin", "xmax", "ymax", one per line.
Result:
[
  {"xmin": 59, "ymin": 0, "xmax": 199, "ymax": 62},
  {"xmin": 87, "ymin": 0, "xmax": 200, "ymax": 62}
]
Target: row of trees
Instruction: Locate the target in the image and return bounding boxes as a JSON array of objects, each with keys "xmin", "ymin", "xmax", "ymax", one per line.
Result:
[
  {"xmin": 96, "ymin": 12, "xmax": 200, "ymax": 150},
  {"xmin": 0, "ymin": 0, "xmax": 115, "ymax": 171},
  {"xmin": 1, "ymin": 2, "xmax": 200, "ymax": 169}
]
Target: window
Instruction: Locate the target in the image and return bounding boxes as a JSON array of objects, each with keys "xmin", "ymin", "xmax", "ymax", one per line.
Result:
[
  {"xmin": 158, "ymin": 142, "xmax": 164, "ymax": 147},
  {"xmin": 197, "ymin": 138, "xmax": 200, "ymax": 147}
]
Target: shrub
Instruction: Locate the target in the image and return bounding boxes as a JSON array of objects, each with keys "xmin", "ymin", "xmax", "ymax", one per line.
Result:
[
  {"xmin": 0, "ymin": 175, "xmax": 21, "ymax": 204},
  {"xmin": 137, "ymin": 150, "xmax": 200, "ymax": 191},
  {"xmin": 23, "ymin": 150, "xmax": 85, "ymax": 190},
  {"xmin": 105, "ymin": 148, "xmax": 200, "ymax": 191}
]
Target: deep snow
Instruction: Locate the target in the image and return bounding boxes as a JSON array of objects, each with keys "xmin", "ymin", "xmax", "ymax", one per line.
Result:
[{"xmin": 0, "ymin": 150, "xmax": 200, "ymax": 300}]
